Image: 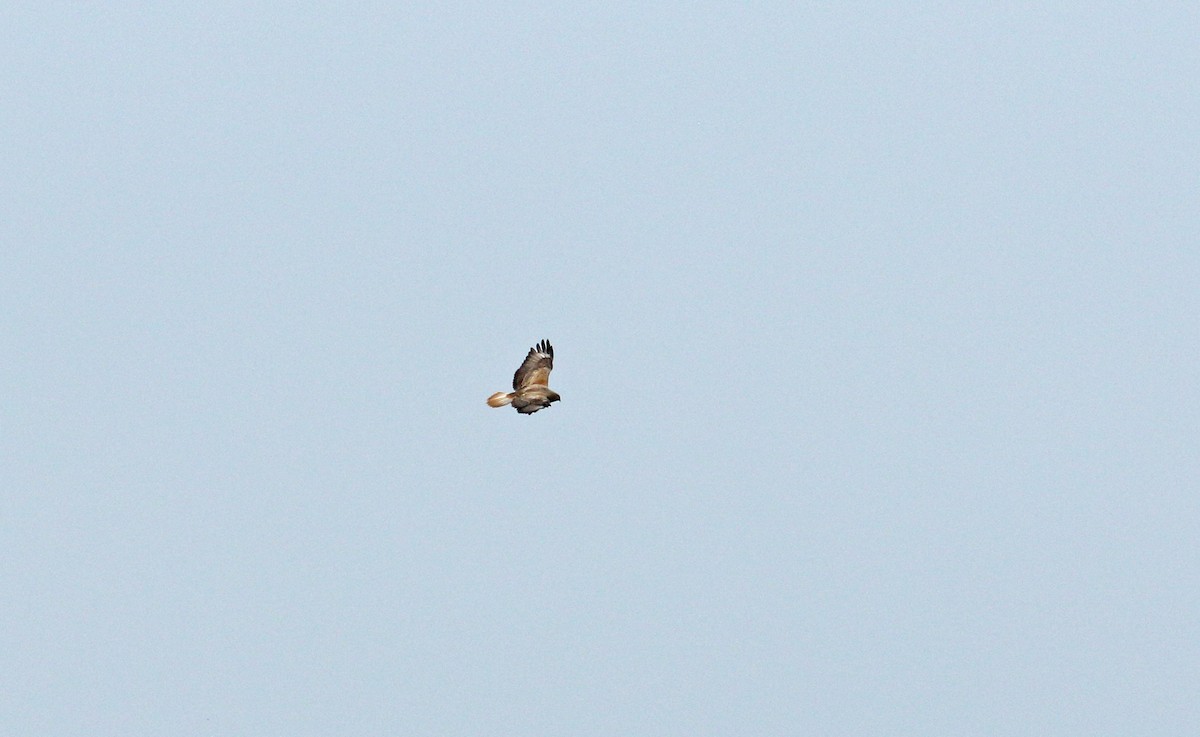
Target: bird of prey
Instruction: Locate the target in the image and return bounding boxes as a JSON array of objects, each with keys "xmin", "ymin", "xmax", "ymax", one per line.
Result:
[{"xmin": 487, "ymin": 339, "xmax": 560, "ymax": 415}]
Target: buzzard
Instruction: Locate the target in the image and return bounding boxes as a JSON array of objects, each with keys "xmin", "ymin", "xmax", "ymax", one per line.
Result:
[{"xmin": 487, "ymin": 339, "xmax": 560, "ymax": 415}]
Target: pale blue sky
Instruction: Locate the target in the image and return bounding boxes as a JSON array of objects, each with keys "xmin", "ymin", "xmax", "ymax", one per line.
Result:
[{"xmin": 2, "ymin": 3, "xmax": 1197, "ymax": 735}]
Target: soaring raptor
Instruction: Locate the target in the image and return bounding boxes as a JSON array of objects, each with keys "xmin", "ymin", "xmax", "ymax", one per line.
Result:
[{"xmin": 487, "ymin": 339, "xmax": 560, "ymax": 415}]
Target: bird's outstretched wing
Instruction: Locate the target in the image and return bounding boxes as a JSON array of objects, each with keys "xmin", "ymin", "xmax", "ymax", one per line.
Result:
[{"xmin": 513, "ymin": 339, "xmax": 554, "ymax": 390}]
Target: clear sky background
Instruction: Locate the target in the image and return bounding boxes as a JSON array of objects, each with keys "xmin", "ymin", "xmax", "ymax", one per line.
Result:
[{"xmin": 2, "ymin": 3, "xmax": 1197, "ymax": 735}]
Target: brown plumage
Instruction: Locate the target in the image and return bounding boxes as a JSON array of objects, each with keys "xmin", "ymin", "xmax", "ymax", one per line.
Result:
[{"xmin": 487, "ymin": 339, "xmax": 560, "ymax": 415}]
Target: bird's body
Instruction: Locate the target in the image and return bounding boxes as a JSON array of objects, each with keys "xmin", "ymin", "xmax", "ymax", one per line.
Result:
[{"xmin": 487, "ymin": 339, "xmax": 560, "ymax": 414}]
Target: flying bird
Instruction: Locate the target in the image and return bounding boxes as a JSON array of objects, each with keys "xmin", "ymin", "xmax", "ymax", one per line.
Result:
[{"xmin": 487, "ymin": 339, "xmax": 560, "ymax": 415}]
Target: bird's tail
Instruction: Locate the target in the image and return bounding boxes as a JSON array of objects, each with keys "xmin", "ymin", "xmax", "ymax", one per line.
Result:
[{"xmin": 487, "ymin": 392, "xmax": 514, "ymax": 407}]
